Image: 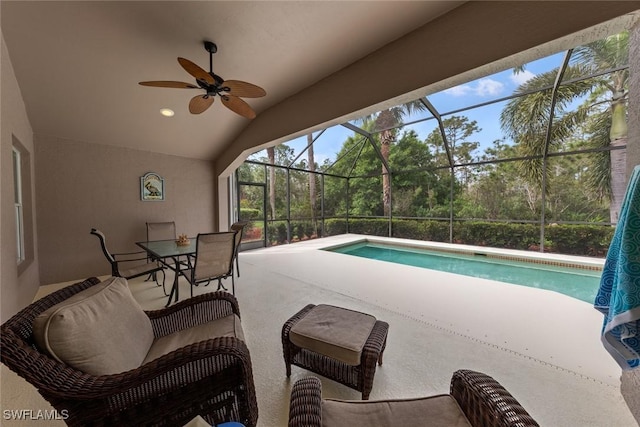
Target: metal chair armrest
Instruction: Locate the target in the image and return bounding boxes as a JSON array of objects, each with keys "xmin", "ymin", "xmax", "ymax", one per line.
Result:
[{"xmin": 113, "ymin": 251, "xmax": 151, "ymax": 263}]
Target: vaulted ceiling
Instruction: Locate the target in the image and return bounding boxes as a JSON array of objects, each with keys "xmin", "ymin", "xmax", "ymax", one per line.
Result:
[{"xmin": 2, "ymin": 1, "xmax": 639, "ymax": 176}]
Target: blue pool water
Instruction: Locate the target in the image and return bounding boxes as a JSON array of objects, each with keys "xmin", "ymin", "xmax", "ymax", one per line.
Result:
[{"xmin": 327, "ymin": 242, "xmax": 601, "ymax": 303}]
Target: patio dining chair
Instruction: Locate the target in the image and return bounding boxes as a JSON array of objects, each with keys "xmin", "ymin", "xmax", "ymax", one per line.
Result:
[
  {"xmin": 145, "ymin": 221, "xmax": 177, "ymax": 294},
  {"xmin": 90, "ymin": 228, "xmax": 164, "ymax": 284},
  {"xmin": 181, "ymin": 231, "xmax": 237, "ymax": 296},
  {"xmin": 146, "ymin": 221, "xmax": 177, "ymax": 241},
  {"xmin": 230, "ymin": 221, "xmax": 248, "ymax": 277}
]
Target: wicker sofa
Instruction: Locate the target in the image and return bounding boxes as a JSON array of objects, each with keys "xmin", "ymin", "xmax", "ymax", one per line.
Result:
[
  {"xmin": 288, "ymin": 369, "xmax": 539, "ymax": 427},
  {"xmin": 0, "ymin": 276, "xmax": 257, "ymax": 427}
]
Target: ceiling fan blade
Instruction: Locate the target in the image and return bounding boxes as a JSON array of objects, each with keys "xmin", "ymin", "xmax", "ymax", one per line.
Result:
[
  {"xmin": 189, "ymin": 95, "xmax": 214, "ymax": 114},
  {"xmin": 178, "ymin": 57, "xmax": 214, "ymax": 85},
  {"xmin": 221, "ymin": 95, "xmax": 256, "ymax": 119},
  {"xmin": 139, "ymin": 81, "xmax": 199, "ymax": 89},
  {"xmin": 223, "ymin": 80, "xmax": 266, "ymax": 98}
]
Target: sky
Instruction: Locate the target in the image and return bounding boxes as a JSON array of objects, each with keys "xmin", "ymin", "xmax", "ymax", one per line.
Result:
[{"xmin": 248, "ymin": 51, "xmax": 570, "ymax": 167}]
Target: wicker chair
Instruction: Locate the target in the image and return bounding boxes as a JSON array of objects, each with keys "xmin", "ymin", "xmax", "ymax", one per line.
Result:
[
  {"xmin": 0, "ymin": 277, "xmax": 258, "ymax": 427},
  {"xmin": 288, "ymin": 370, "xmax": 539, "ymax": 427}
]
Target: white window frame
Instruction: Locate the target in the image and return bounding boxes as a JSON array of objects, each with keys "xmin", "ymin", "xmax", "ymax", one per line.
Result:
[{"xmin": 13, "ymin": 147, "xmax": 25, "ymax": 264}]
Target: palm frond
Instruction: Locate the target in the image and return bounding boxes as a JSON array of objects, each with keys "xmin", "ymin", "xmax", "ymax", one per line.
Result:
[
  {"xmin": 585, "ymin": 113, "xmax": 612, "ymax": 200},
  {"xmin": 501, "ymin": 64, "xmax": 596, "ymax": 143},
  {"xmin": 571, "ymin": 31, "xmax": 628, "ymax": 72}
]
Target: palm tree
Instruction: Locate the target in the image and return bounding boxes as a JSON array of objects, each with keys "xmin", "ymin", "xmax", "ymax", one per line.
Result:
[
  {"xmin": 574, "ymin": 32, "xmax": 629, "ymax": 223},
  {"xmin": 500, "ymin": 31, "xmax": 628, "ymax": 223},
  {"xmin": 361, "ymin": 102, "xmax": 426, "ymax": 216}
]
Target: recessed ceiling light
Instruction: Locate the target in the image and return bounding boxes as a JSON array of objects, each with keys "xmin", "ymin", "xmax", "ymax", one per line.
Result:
[{"xmin": 160, "ymin": 108, "xmax": 175, "ymax": 117}]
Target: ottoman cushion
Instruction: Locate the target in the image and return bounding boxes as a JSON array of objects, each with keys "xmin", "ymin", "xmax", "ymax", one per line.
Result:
[{"xmin": 290, "ymin": 304, "xmax": 377, "ymax": 365}]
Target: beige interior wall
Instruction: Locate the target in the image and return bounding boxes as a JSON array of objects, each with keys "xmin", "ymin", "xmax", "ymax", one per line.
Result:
[
  {"xmin": 1, "ymin": 31, "xmax": 39, "ymax": 323},
  {"xmin": 34, "ymin": 136, "xmax": 216, "ymax": 285}
]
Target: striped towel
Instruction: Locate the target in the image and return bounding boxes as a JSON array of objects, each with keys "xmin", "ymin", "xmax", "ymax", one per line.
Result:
[{"xmin": 595, "ymin": 165, "xmax": 640, "ymax": 369}]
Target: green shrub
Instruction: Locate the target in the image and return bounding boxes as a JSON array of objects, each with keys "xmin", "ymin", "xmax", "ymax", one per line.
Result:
[
  {"xmin": 240, "ymin": 208, "xmax": 261, "ymax": 220},
  {"xmin": 322, "ymin": 218, "xmax": 612, "ymax": 257},
  {"xmin": 324, "ymin": 219, "xmax": 347, "ymax": 236},
  {"xmin": 545, "ymin": 224, "xmax": 613, "ymax": 257},
  {"xmin": 267, "ymin": 222, "xmax": 288, "ymax": 245}
]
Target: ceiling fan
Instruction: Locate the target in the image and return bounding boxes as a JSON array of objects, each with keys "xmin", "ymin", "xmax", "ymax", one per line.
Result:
[{"xmin": 139, "ymin": 41, "xmax": 266, "ymax": 119}]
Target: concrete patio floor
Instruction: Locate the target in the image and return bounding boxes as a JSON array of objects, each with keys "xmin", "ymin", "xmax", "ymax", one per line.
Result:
[{"xmin": 1, "ymin": 234, "xmax": 636, "ymax": 426}]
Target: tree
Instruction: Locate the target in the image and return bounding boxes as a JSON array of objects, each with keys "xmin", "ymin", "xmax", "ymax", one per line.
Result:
[
  {"xmin": 307, "ymin": 133, "xmax": 318, "ymax": 235},
  {"xmin": 425, "ymin": 115, "xmax": 481, "ymax": 186},
  {"xmin": 390, "ymin": 130, "xmax": 440, "ymax": 216},
  {"xmin": 323, "ymin": 121, "xmax": 382, "ymax": 216},
  {"xmin": 267, "ymin": 147, "xmax": 276, "ymax": 220},
  {"xmin": 360, "ymin": 102, "xmax": 427, "ymax": 216},
  {"xmin": 500, "ymin": 31, "xmax": 629, "ymax": 223},
  {"xmin": 259, "ymin": 145, "xmax": 295, "ymax": 220},
  {"xmin": 574, "ymin": 32, "xmax": 629, "ymax": 223}
]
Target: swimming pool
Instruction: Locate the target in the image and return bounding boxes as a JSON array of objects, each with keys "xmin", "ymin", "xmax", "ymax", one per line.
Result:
[{"xmin": 327, "ymin": 241, "xmax": 601, "ymax": 303}]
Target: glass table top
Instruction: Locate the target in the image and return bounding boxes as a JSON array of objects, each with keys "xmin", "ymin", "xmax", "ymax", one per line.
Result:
[{"xmin": 136, "ymin": 238, "xmax": 196, "ymax": 258}]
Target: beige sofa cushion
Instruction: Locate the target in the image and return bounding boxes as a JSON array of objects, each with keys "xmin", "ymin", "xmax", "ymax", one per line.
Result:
[
  {"xmin": 290, "ymin": 304, "xmax": 376, "ymax": 365},
  {"xmin": 143, "ymin": 314, "xmax": 245, "ymax": 364},
  {"xmin": 322, "ymin": 394, "xmax": 472, "ymax": 427},
  {"xmin": 33, "ymin": 277, "xmax": 154, "ymax": 375}
]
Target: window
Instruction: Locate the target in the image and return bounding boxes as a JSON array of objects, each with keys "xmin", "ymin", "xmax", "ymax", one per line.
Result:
[
  {"xmin": 13, "ymin": 147, "xmax": 25, "ymax": 264},
  {"xmin": 12, "ymin": 137, "xmax": 33, "ymax": 273}
]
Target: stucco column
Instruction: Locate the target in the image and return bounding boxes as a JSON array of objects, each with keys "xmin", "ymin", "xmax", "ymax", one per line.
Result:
[{"xmin": 621, "ymin": 19, "xmax": 640, "ymax": 426}]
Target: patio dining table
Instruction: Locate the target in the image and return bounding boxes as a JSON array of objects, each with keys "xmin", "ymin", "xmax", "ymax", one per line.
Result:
[{"xmin": 136, "ymin": 238, "xmax": 196, "ymax": 306}]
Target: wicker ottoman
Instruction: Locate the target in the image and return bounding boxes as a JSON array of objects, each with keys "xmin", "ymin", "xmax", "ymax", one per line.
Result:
[{"xmin": 282, "ymin": 304, "xmax": 389, "ymax": 400}]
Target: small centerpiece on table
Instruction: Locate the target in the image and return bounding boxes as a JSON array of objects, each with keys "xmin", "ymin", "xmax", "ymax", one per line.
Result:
[{"xmin": 176, "ymin": 234, "xmax": 191, "ymax": 246}]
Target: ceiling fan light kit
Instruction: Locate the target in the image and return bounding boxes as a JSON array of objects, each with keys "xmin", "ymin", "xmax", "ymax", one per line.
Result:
[{"xmin": 139, "ymin": 41, "xmax": 266, "ymax": 119}]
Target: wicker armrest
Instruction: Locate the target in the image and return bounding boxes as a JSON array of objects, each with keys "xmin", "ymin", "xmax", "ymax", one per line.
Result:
[
  {"xmin": 108, "ymin": 335, "xmax": 254, "ymax": 393},
  {"xmin": 7, "ymin": 336, "xmax": 253, "ymax": 413},
  {"xmin": 147, "ymin": 291, "xmax": 241, "ymax": 337},
  {"xmin": 70, "ymin": 337, "xmax": 255, "ymax": 426},
  {"xmin": 450, "ymin": 369, "xmax": 539, "ymax": 427},
  {"xmin": 51, "ymin": 336, "xmax": 250, "ymax": 394},
  {"xmin": 288, "ymin": 377, "xmax": 323, "ymax": 427}
]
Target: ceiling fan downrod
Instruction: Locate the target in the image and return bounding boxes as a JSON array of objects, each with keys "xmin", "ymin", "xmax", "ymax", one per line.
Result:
[
  {"xmin": 203, "ymin": 41, "xmax": 224, "ymax": 85},
  {"xmin": 204, "ymin": 41, "xmax": 216, "ymax": 70}
]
